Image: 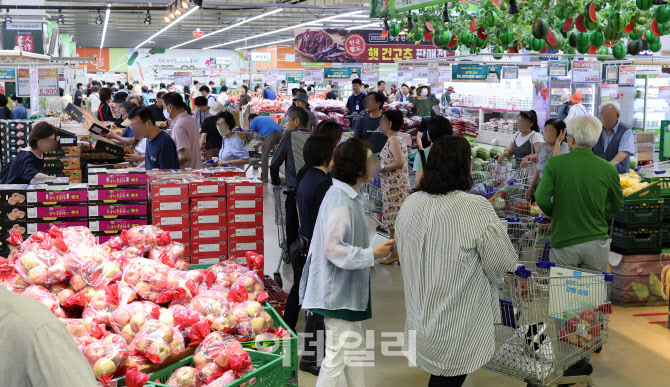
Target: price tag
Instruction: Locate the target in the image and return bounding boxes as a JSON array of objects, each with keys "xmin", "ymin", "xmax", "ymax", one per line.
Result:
[
  {"xmin": 572, "ymin": 61, "xmax": 601, "ymax": 83},
  {"xmin": 38, "ymin": 68, "xmax": 58, "ymax": 96},
  {"xmin": 618, "ymin": 65, "xmax": 635, "ymax": 85}
]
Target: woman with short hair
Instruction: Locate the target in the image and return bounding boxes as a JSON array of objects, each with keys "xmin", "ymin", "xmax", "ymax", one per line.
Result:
[
  {"xmin": 0, "ymin": 122, "xmax": 59, "ymax": 184},
  {"xmin": 396, "ymin": 135, "xmax": 518, "ymax": 387},
  {"xmin": 96, "ymin": 87, "xmax": 114, "ymax": 122}
]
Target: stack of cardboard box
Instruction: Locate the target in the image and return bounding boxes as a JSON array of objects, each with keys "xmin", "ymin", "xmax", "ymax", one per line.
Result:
[{"xmin": 634, "ymin": 131, "xmax": 655, "ymax": 164}]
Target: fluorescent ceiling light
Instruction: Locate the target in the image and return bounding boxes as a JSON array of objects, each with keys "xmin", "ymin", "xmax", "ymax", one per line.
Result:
[
  {"xmin": 204, "ymin": 10, "xmax": 363, "ymax": 50},
  {"xmin": 234, "ymin": 38, "xmax": 295, "ymax": 51},
  {"xmin": 345, "ymin": 22, "xmax": 382, "ymax": 30},
  {"xmin": 99, "ymin": 3, "xmax": 111, "ymax": 49},
  {"xmin": 169, "ymin": 8, "xmax": 284, "ymax": 49},
  {"xmin": 135, "ymin": 5, "xmax": 200, "ymax": 49}
]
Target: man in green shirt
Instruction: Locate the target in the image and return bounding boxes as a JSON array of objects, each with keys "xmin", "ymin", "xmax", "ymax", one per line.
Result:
[{"xmin": 535, "ymin": 115, "xmax": 624, "ymax": 272}]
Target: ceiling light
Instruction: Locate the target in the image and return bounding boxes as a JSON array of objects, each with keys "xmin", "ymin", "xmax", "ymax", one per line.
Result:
[
  {"xmin": 95, "ymin": 10, "xmax": 103, "ymax": 25},
  {"xmin": 164, "ymin": 15, "xmax": 171, "ymax": 23},
  {"xmin": 182, "ymin": 1, "xmax": 190, "ymax": 9},
  {"xmin": 169, "ymin": 8, "xmax": 284, "ymax": 49},
  {"xmin": 144, "ymin": 10, "xmax": 152, "ymax": 25},
  {"xmin": 169, "ymin": 12, "xmax": 176, "ymax": 19},
  {"xmin": 136, "ymin": 4, "xmax": 200, "ymax": 49},
  {"xmin": 175, "ymin": 8, "xmax": 182, "ymax": 16},
  {"xmin": 203, "ymin": 10, "xmax": 363, "ymax": 50},
  {"xmin": 57, "ymin": 10, "xmax": 64, "ymax": 25},
  {"xmin": 100, "ymin": 3, "xmax": 111, "ymax": 49},
  {"xmin": 234, "ymin": 38, "xmax": 295, "ymax": 51}
]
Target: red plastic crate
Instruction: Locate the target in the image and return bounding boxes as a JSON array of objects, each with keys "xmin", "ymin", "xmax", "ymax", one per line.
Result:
[{"xmin": 263, "ymin": 275, "xmax": 287, "ymax": 318}]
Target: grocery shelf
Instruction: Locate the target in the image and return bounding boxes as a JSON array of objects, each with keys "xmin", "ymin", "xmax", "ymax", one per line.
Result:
[{"xmin": 476, "ymin": 129, "xmax": 515, "ymax": 146}]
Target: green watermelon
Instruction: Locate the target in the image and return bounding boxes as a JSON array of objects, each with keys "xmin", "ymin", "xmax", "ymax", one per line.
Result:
[
  {"xmin": 499, "ymin": 28, "xmax": 514, "ymax": 45},
  {"xmin": 604, "ymin": 27, "xmax": 622, "ymax": 42},
  {"xmin": 659, "ymin": 21, "xmax": 670, "ymax": 35},
  {"xmin": 629, "ymin": 30, "xmax": 643, "ymax": 40},
  {"xmin": 568, "ymin": 31, "xmax": 579, "ymax": 48},
  {"xmin": 546, "ymin": 30, "xmax": 564, "ymax": 50},
  {"xmin": 484, "ymin": 10, "xmax": 499, "ymax": 28},
  {"xmin": 389, "ymin": 24, "xmax": 400, "ymax": 37},
  {"xmin": 577, "ymin": 43, "xmax": 590, "ymax": 54},
  {"xmin": 472, "ymin": 170, "xmax": 488, "ymax": 181},
  {"xmin": 596, "ymin": 46, "xmax": 609, "ymax": 61},
  {"xmin": 590, "ymin": 30, "xmax": 605, "ymax": 47},
  {"xmin": 493, "ymin": 46, "xmax": 504, "ymax": 60},
  {"xmin": 649, "ymin": 41, "xmax": 662, "ymax": 52},
  {"xmin": 460, "ymin": 31, "xmax": 473, "ymax": 46},
  {"xmin": 532, "ymin": 18, "xmax": 549, "ymax": 39},
  {"xmin": 585, "ymin": 1, "xmax": 598, "ymax": 23},
  {"xmin": 576, "ymin": 32, "xmax": 591, "ymax": 47},
  {"xmin": 609, "ymin": 11, "xmax": 626, "ymax": 33},
  {"xmin": 530, "ymin": 36, "xmax": 546, "ymax": 51},
  {"xmin": 476, "ymin": 147, "xmax": 490, "ymax": 161},
  {"xmin": 646, "ymin": 29, "xmax": 661, "ymax": 44},
  {"xmin": 475, "ymin": 35, "xmax": 487, "ymax": 48},
  {"xmin": 585, "ymin": 16, "xmax": 597, "ymax": 31},
  {"xmin": 563, "ymin": 46, "xmax": 576, "ymax": 55},
  {"xmin": 556, "ymin": 7, "xmax": 568, "ymax": 19},
  {"xmin": 612, "ymin": 41, "xmax": 627, "ymax": 59},
  {"xmin": 657, "ymin": 5, "xmax": 670, "ymax": 24},
  {"xmin": 636, "ymin": 0, "xmax": 653, "ymax": 10},
  {"xmin": 489, "ymin": 147, "xmax": 504, "ymax": 159},
  {"xmin": 627, "ymin": 39, "xmax": 643, "ymax": 56},
  {"xmin": 471, "ymin": 147, "xmax": 478, "ymax": 158}
]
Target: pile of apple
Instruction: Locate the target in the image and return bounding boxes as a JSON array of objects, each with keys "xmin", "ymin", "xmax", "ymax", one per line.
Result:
[
  {"xmin": 192, "ymin": 332, "xmax": 255, "ymax": 384},
  {"xmin": 558, "ymin": 308, "xmax": 605, "ymax": 350},
  {"xmin": 0, "ymin": 224, "xmax": 271, "ymax": 386}
]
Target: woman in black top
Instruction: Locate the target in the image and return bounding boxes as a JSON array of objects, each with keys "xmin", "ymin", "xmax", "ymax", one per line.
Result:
[
  {"xmin": 0, "ymin": 94, "xmax": 13, "ymax": 119},
  {"xmin": 325, "ymin": 85, "xmax": 336, "ymax": 100},
  {"xmin": 97, "ymin": 87, "xmax": 114, "ymax": 122},
  {"xmin": 0, "ymin": 122, "xmax": 58, "ymax": 184}
]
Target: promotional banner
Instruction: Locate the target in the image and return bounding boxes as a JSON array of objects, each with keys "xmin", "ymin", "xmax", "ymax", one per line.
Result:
[
  {"xmin": 361, "ymin": 68, "xmax": 379, "ymax": 84},
  {"xmin": 16, "ymin": 68, "xmax": 30, "ymax": 97},
  {"xmin": 304, "ymin": 69, "xmax": 324, "ymax": 83},
  {"xmin": 532, "ymin": 66, "xmax": 549, "ymax": 130},
  {"xmin": 0, "ymin": 69, "xmax": 15, "ymax": 81},
  {"xmin": 2, "ymin": 23, "xmax": 43, "ymax": 54},
  {"xmin": 371, "ymin": 0, "xmax": 450, "ymax": 17},
  {"xmin": 428, "ymin": 62, "xmax": 443, "ymax": 94},
  {"xmin": 397, "ymin": 67, "xmax": 413, "ymax": 83},
  {"xmin": 30, "ymin": 69, "xmax": 39, "ymax": 114},
  {"xmin": 323, "ymin": 68, "xmax": 361, "ymax": 80},
  {"xmin": 123, "ymin": 48, "xmax": 241, "ymax": 83},
  {"xmin": 501, "ymin": 66, "xmax": 519, "ymax": 80},
  {"xmin": 294, "ymin": 28, "xmax": 454, "ymax": 63},
  {"xmin": 173, "ymin": 71, "xmax": 192, "ymax": 86},
  {"xmin": 452, "ymin": 64, "xmax": 501, "ymax": 83},
  {"xmin": 266, "ymin": 70, "xmax": 279, "ymax": 84}
]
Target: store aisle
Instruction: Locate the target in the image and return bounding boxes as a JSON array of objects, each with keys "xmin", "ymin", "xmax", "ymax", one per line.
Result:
[{"xmin": 254, "ymin": 173, "xmax": 670, "ymax": 387}]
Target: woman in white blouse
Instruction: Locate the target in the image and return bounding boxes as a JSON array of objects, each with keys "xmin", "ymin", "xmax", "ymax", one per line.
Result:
[
  {"xmin": 300, "ymin": 138, "xmax": 395, "ymax": 387},
  {"xmin": 396, "ymin": 136, "xmax": 518, "ymax": 386}
]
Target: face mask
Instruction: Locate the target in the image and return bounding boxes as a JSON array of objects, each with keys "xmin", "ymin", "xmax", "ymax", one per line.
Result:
[
  {"xmin": 163, "ymin": 108, "xmax": 171, "ymax": 120},
  {"xmin": 12, "ymin": 102, "xmax": 17, "ymax": 107},
  {"xmin": 420, "ymin": 89, "xmax": 429, "ymax": 97},
  {"xmin": 217, "ymin": 124, "xmax": 230, "ymax": 137}
]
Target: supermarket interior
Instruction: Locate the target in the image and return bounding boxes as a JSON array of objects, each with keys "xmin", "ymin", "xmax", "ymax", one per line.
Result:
[{"xmin": 2, "ymin": 0, "xmax": 670, "ymax": 386}]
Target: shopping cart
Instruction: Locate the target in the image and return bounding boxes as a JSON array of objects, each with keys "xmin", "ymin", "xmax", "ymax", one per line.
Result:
[
  {"xmin": 242, "ymin": 132, "xmax": 264, "ymax": 173},
  {"xmin": 360, "ymin": 175, "xmax": 387, "ymax": 232},
  {"xmin": 273, "ymin": 186, "xmax": 289, "ymax": 287},
  {"xmin": 485, "ymin": 260, "xmax": 613, "ymax": 387},
  {"xmin": 502, "ymin": 217, "xmax": 552, "ymax": 262},
  {"xmin": 638, "ymin": 160, "xmax": 670, "ymax": 178}
]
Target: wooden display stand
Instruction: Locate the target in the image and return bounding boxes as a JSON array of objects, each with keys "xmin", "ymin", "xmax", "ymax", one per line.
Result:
[{"xmin": 610, "ymin": 253, "xmax": 670, "ymax": 307}]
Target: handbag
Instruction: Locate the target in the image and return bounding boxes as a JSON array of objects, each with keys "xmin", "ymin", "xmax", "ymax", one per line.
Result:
[{"xmin": 288, "ymin": 236, "xmax": 310, "ymax": 267}]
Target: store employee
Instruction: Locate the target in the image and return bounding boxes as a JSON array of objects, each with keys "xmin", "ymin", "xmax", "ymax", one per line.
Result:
[
  {"xmin": 592, "ymin": 101, "xmax": 634, "ymax": 174},
  {"xmin": 127, "ymin": 106, "xmax": 180, "ymax": 170},
  {"xmin": 346, "ymin": 78, "xmax": 366, "ymax": 115},
  {"xmin": 0, "ymin": 122, "xmax": 58, "ymax": 184}
]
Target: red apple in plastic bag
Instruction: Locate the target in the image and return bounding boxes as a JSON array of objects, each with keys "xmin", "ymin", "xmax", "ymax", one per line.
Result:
[
  {"xmin": 84, "ymin": 334, "xmax": 129, "ymax": 384},
  {"xmin": 208, "ymin": 261, "xmax": 248, "ymax": 288},
  {"xmin": 165, "ymin": 366, "xmax": 203, "ymax": 387},
  {"xmin": 129, "ymin": 320, "xmax": 184, "ymax": 364}
]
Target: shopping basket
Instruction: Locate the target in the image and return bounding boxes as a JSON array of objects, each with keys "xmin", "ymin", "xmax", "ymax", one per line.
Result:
[{"xmin": 485, "ymin": 261, "xmax": 613, "ymax": 387}]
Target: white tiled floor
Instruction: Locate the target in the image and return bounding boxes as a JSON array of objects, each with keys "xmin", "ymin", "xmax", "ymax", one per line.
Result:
[{"xmin": 250, "ymin": 168, "xmax": 670, "ymax": 387}]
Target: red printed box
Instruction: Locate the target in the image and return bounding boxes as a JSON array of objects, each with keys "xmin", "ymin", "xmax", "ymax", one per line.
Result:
[
  {"xmin": 150, "ymin": 181, "xmax": 189, "ymax": 202},
  {"xmin": 27, "ymin": 205, "xmax": 87, "ymax": 219},
  {"xmin": 88, "ymin": 173, "xmax": 148, "ymax": 187},
  {"xmin": 228, "ymin": 238, "xmax": 264, "ymax": 258},
  {"xmin": 190, "ymin": 226, "xmax": 227, "ymax": 242},
  {"xmin": 226, "ymin": 211, "xmax": 262, "ymax": 227},
  {"xmin": 190, "ymin": 255, "xmax": 225, "ymax": 265},
  {"xmin": 89, "ymin": 219, "xmax": 149, "ymax": 233},
  {"xmin": 27, "ymin": 221, "xmax": 88, "ymax": 234},
  {"xmin": 189, "ymin": 180, "xmax": 227, "ymax": 198},
  {"xmin": 225, "ymin": 178, "xmax": 263, "ymax": 198},
  {"xmin": 151, "ymin": 199, "xmax": 189, "ymax": 215},
  {"xmin": 227, "ymin": 197, "xmax": 263, "ymax": 214},
  {"xmin": 153, "ymin": 213, "xmax": 190, "ymax": 230},
  {"xmin": 197, "ymin": 167, "xmax": 245, "ymax": 178},
  {"xmin": 88, "ymin": 188, "xmax": 148, "ymax": 203},
  {"xmin": 165, "ymin": 228, "xmax": 190, "ymax": 243},
  {"xmin": 27, "ymin": 189, "xmax": 88, "ymax": 204},
  {"xmin": 89, "ymin": 203, "xmax": 148, "ymax": 218},
  {"xmin": 192, "ymin": 240, "xmax": 227, "ymax": 262},
  {"xmin": 190, "ymin": 197, "xmax": 226, "ymax": 216},
  {"xmin": 192, "ymin": 213, "xmax": 226, "ymax": 228},
  {"xmin": 228, "ymin": 225, "xmax": 263, "ymax": 241}
]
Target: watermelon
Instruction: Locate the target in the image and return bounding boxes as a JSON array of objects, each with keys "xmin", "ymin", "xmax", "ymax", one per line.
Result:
[
  {"xmin": 657, "ymin": 5, "xmax": 670, "ymax": 24},
  {"xmin": 493, "ymin": 45, "xmax": 504, "ymax": 60},
  {"xmin": 530, "ymin": 36, "xmax": 546, "ymax": 51},
  {"xmin": 568, "ymin": 31, "xmax": 579, "ymax": 48},
  {"xmin": 636, "ymin": 0, "xmax": 653, "ymax": 10},
  {"xmin": 659, "ymin": 21, "xmax": 670, "ymax": 35},
  {"xmin": 629, "ymin": 29, "xmax": 643, "ymax": 40},
  {"xmin": 460, "ymin": 31, "xmax": 473, "ymax": 46},
  {"xmin": 499, "ymin": 28, "xmax": 514, "ymax": 45},
  {"xmin": 423, "ymin": 29, "xmax": 433, "ymax": 42},
  {"xmin": 590, "ymin": 30, "xmax": 605, "ymax": 47},
  {"xmin": 624, "ymin": 22, "xmax": 635, "ymax": 34},
  {"xmin": 562, "ymin": 17, "xmax": 574, "ymax": 33},
  {"xmin": 477, "ymin": 27, "xmax": 488, "ymax": 41},
  {"xmin": 425, "ymin": 21, "xmax": 434, "ymax": 32},
  {"xmin": 432, "ymin": 29, "xmax": 442, "ymax": 46},
  {"xmin": 586, "ymin": 1, "xmax": 597, "ymax": 23},
  {"xmin": 609, "ymin": 11, "xmax": 626, "ymax": 33},
  {"xmin": 588, "ymin": 45, "xmax": 598, "ymax": 55},
  {"xmin": 471, "ymin": 147, "xmax": 478, "ymax": 158},
  {"xmin": 577, "ymin": 43, "xmax": 590, "ymax": 54},
  {"xmin": 649, "ymin": 41, "xmax": 662, "ymax": 52},
  {"xmin": 489, "ymin": 147, "xmax": 504, "ymax": 159},
  {"xmin": 604, "ymin": 27, "xmax": 622, "ymax": 42},
  {"xmin": 470, "ymin": 17, "xmax": 477, "ymax": 33},
  {"xmin": 646, "ymin": 29, "xmax": 661, "ymax": 44},
  {"xmin": 390, "ymin": 23, "xmax": 400, "ymax": 37},
  {"xmin": 476, "ymin": 147, "xmax": 490, "ymax": 161},
  {"xmin": 474, "ymin": 35, "xmax": 487, "ymax": 48},
  {"xmin": 630, "ymin": 156, "xmax": 638, "ymax": 169},
  {"xmin": 438, "ymin": 30, "xmax": 452, "ymax": 46},
  {"xmin": 447, "ymin": 33, "xmax": 458, "ymax": 49},
  {"xmin": 576, "ymin": 14, "xmax": 588, "ymax": 33},
  {"xmin": 472, "ymin": 170, "xmax": 488, "ymax": 181},
  {"xmin": 556, "ymin": 7, "xmax": 567, "ymax": 20},
  {"xmin": 484, "ymin": 10, "xmax": 499, "ymax": 28},
  {"xmin": 532, "ymin": 18, "xmax": 549, "ymax": 39},
  {"xmin": 612, "ymin": 41, "xmax": 627, "ymax": 59},
  {"xmin": 596, "ymin": 46, "xmax": 609, "ymax": 61},
  {"xmin": 563, "ymin": 46, "xmax": 576, "ymax": 55},
  {"xmin": 576, "ymin": 31, "xmax": 591, "ymax": 47},
  {"xmin": 547, "ymin": 30, "xmax": 565, "ymax": 50},
  {"xmin": 627, "ymin": 39, "xmax": 643, "ymax": 56},
  {"xmin": 585, "ymin": 16, "xmax": 597, "ymax": 31}
]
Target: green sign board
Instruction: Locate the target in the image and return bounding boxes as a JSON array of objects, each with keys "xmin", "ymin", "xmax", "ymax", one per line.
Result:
[
  {"xmin": 324, "ymin": 67, "xmax": 362, "ymax": 79},
  {"xmin": 286, "ymin": 73, "xmax": 304, "ymax": 84},
  {"xmin": 0, "ymin": 69, "xmax": 15, "ymax": 81},
  {"xmin": 452, "ymin": 64, "xmax": 501, "ymax": 82}
]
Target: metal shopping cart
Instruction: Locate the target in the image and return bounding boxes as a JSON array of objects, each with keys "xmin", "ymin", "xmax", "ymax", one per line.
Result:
[
  {"xmin": 502, "ymin": 217, "xmax": 552, "ymax": 263},
  {"xmin": 360, "ymin": 175, "xmax": 386, "ymax": 232},
  {"xmin": 242, "ymin": 132, "xmax": 264, "ymax": 173},
  {"xmin": 273, "ymin": 186, "xmax": 289, "ymax": 287},
  {"xmin": 638, "ymin": 160, "xmax": 670, "ymax": 178},
  {"xmin": 485, "ymin": 260, "xmax": 613, "ymax": 387}
]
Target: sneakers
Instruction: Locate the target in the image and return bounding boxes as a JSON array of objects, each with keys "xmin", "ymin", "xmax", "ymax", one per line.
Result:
[{"xmin": 299, "ymin": 360, "xmax": 320, "ymax": 377}]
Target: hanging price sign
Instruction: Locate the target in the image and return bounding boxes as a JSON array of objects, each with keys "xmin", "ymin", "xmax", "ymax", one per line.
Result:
[
  {"xmin": 37, "ymin": 68, "xmax": 58, "ymax": 96},
  {"xmin": 571, "ymin": 61, "xmax": 601, "ymax": 83}
]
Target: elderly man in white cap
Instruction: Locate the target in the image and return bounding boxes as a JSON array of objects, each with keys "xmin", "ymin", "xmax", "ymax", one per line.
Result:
[
  {"xmin": 293, "ymin": 93, "xmax": 317, "ymax": 132},
  {"xmin": 557, "ymin": 93, "xmax": 571, "ymax": 120},
  {"xmin": 441, "ymin": 86, "xmax": 459, "ymax": 107}
]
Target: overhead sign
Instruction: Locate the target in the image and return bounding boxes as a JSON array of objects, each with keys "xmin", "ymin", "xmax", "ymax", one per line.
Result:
[
  {"xmin": 286, "ymin": 73, "xmax": 304, "ymax": 84},
  {"xmin": 2, "ymin": 26, "xmax": 44, "ymax": 53},
  {"xmin": 38, "ymin": 68, "xmax": 58, "ymax": 96},
  {"xmin": 173, "ymin": 71, "xmax": 192, "ymax": 86},
  {"xmin": 323, "ymin": 68, "xmax": 361, "ymax": 79},
  {"xmin": 243, "ymin": 52, "xmax": 272, "ymax": 63},
  {"xmin": 501, "ymin": 66, "xmax": 519, "ymax": 80},
  {"xmin": 6, "ymin": 22, "xmax": 42, "ymax": 30},
  {"xmin": 452, "ymin": 64, "xmax": 501, "ymax": 83},
  {"xmin": 16, "ymin": 68, "xmax": 30, "ymax": 97},
  {"xmin": 397, "ymin": 67, "xmax": 412, "ymax": 83},
  {"xmin": 601, "ymin": 84, "xmax": 618, "ymax": 99},
  {"xmin": 361, "ymin": 68, "xmax": 378, "ymax": 84},
  {"xmin": 0, "ymin": 69, "xmax": 15, "ymax": 81},
  {"xmin": 213, "ymin": 57, "xmax": 233, "ymax": 65},
  {"xmin": 619, "ymin": 65, "xmax": 636, "ymax": 85},
  {"xmin": 547, "ymin": 61, "xmax": 568, "ymax": 77},
  {"xmin": 294, "ymin": 28, "xmax": 454, "ymax": 64},
  {"xmin": 304, "ymin": 69, "xmax": 323, "ymax": 83},
  {"xmin": 266, "ymin": 70, "xmax": 279, "ymax": 83},
  {"xmin": 428, "ymin": 62, "xmax": 442, "ymax": 94},
  {"xmin": 572, "ymin": 61, "xmax": 601, "ymax": 83}
]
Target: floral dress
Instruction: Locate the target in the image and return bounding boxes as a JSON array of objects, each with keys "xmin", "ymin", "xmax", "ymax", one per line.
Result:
[{"xmin": 380, "ymin": 133, "xmax": 410, "ymax": 229}]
